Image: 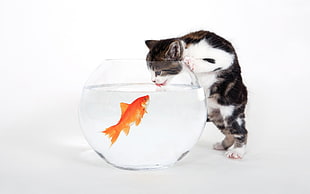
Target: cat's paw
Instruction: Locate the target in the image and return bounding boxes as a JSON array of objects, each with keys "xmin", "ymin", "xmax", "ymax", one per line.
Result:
[
  {"xmin": 225, "ymin": 146, "xmax": 245, "ymax": 159},
  {"xmin": 213, "ymin": 142, "xmax": 225, "ymax": 150},
  {"xmin": 183, "ymin": 56, "xmax": 194, "ymax": 71}
]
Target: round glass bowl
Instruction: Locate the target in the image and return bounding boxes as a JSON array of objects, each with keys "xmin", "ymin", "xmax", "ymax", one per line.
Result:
[{"xmin": 79, "ymin": 59, "xmax": 206, "ymax": 170}]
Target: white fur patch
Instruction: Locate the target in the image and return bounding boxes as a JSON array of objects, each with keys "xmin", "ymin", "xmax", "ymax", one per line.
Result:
[
  {"xmin": 236, "ymin": 118, "xmax": 243, "ymax": 126},
  {"xmin": 206, "ymin": 98, "xmax": 234, "ymax": 121},
  {"xmin": 225, "ymin": 144, "xmax": 246, "ymax": 159},
  {"xmin": 184, "ymin": 40, "xmax": 234, "ymax": 73},
  {"xmin": 195, "ymin": 72, "xmax": 217, "ymax": 97},
  {"xmin": 220, "ymin": 105, "xmax": 234, "ymax": 118},
  {"xmin": 220, "ymin": 105, "xmax": 234, "ymax": 126},
  {"xmin": 206, "ymin": 97, "xmax": 217, "ymax": 115}
]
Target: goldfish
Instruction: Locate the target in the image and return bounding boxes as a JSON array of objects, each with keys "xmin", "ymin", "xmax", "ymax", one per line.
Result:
[{"xmin": 102, "ymin": 95, "xmax": 150, "ymax": 145}]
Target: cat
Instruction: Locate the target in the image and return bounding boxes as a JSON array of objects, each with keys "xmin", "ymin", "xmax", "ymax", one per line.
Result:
[{"xmin": 145, "ymin": 30, "xmax": 248, "ymax": 159}]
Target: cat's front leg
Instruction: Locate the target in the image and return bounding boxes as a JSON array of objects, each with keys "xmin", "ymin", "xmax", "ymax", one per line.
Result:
[
  {"xmin": 213, "ymin": 112, "xmax": 248, "ymax": 159},
  {"xmin": 213, "ymin": 133, "xmax": 247, "ymax": 159},
  {"xmin": 225, "ymin": 134, "xmax": 247, "ymax": 159},
  {"xmin": 225, "ymin": 142, "xmax": 246, "ymax": 159},
  {"xmin": 225, "ymin": 119, "xmax": 248, "ymax": 159}
]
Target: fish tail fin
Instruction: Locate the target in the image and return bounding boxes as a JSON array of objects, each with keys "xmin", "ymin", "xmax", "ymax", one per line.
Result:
[
  {"xmin": 102, "ymin": 125, "xmax": 121, "ymax": 145},
  {"xmin": 123, "ymin": 126, "xmax": 130, "ymax": 136}
]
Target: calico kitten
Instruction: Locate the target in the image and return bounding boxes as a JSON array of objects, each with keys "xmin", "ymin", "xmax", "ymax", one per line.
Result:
[{"xmin": 145, "ymin": 30, "xmax": 248, "ymax": 159}]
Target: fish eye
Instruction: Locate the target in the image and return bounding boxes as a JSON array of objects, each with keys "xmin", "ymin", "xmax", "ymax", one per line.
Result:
[{"xmin": 155, "ymin": 71, "xmax": 162, "ymax": 76}]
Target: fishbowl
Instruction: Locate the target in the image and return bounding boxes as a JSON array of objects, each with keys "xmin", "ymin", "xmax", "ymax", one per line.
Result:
[{"xmin": 79, "ymin": 59, "xmax": 207, "ymax": 170}]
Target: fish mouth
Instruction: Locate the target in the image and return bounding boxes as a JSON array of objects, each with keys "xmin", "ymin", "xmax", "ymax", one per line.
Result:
[
  {"xmin": 144, "ymin": 101, "xmax": 149, "ymax": 107},
  {"xmin": 155, "ymin": 80, "xmax": 167, "ymax": 87},
  {"xmin": 142, "ymin": 100, "xmax": 150, "ymax": 109}
]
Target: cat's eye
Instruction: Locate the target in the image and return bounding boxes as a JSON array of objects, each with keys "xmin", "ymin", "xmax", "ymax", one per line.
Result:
[{"xmin": 155, "ymin": 71, "xmax": 162, "ymax": 76}]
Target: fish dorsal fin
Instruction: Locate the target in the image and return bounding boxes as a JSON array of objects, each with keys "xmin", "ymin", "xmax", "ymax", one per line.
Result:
[{"xmin": 120, "ymin": 102, "xmax": 129, "ymax": 116}]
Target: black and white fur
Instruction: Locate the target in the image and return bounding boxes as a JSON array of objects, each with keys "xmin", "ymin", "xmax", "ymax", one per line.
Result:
[{"xmin": 145, "ymin": 30, "xmax": 248, "ymax": 159}]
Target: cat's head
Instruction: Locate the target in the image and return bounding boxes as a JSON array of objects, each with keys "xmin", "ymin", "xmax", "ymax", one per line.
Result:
[{"xmin": 145, "ymin": 39, "xmax": 185, "ymax": 86}]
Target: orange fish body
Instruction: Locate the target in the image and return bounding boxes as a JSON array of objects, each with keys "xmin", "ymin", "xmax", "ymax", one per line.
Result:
[{"xmin": 102, "ymin": 95, "xmax": 150, "ymax": 145}]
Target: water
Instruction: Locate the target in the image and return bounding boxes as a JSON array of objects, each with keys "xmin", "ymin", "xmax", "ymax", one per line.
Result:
[{"xmin": 79, "ymin": 83, "xmax": 206, "ymax": 170}]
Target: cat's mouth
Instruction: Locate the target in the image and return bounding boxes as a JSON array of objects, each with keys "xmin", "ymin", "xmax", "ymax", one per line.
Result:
[{"xmin": 155, "ymin": 80, "xmax": 167, "ymax": 87}]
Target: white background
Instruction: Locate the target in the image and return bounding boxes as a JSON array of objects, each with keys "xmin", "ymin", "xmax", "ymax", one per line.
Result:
[{"xmin": 1, "ymin": 0, "xmax": 310, "ymax": 193}]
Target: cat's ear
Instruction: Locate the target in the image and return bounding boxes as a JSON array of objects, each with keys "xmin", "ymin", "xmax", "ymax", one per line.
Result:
[
  {"xmin": 145, "ymin": 40, "xmax": 158, "ymax": 50},
  {"xmin": 166, "ymin": 40, "xmax": 183, "ymax": 60}
]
